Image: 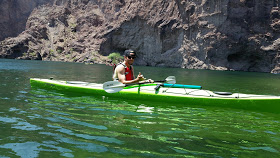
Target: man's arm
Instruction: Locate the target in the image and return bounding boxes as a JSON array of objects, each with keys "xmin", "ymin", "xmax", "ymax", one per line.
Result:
[{"xmin": 116, "ymin": 66, "xmax": 143, "ymax": 84}]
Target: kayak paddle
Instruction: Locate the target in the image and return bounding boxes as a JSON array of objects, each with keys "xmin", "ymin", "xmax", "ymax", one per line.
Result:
[
  {"xmin": 103, "ymin": 76, "xmax": 176, "ymax": 93},
  {"xmin": 156, "ymin": 76, "xmax": 176, "ymax": 84},
  {"xmin": 103, "ymin": 80, "xmax": 126, "ymax": 93}
]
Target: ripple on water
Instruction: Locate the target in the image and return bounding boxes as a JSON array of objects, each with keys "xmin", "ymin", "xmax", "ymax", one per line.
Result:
[
  {"xmin": 0, "ymin": 116, "xmax": 42, "ymax": 131},
  {"xmin": 0, "ymin": 141, "xmax": 74, "ymax": 158}
]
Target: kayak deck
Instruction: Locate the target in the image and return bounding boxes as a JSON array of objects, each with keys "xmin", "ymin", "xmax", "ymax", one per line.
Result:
[{"xmin": 30, "ymin": 78, "xmax": 280, "ymax": 113}]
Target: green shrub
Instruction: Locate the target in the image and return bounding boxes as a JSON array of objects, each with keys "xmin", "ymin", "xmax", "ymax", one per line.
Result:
[
  {"xmin": 29, "ymin": 52, "xmax": 37, "ymax": 57},
  {"xmin": 108, "ymin": 52, "xmax": 123, "ymax": 64},
  {"xmin": 57, "ymin": 49, "xmax": 62, "ymax": 54}
]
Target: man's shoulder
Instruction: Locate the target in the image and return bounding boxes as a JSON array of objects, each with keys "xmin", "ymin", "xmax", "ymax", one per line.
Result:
[
  {"xmin": 116, "ymin": 63, "xmax": 124, "ymax": 67},
  {"xmin": 115, "ymin": 64, "xmax": 125, "ymax": 70}
]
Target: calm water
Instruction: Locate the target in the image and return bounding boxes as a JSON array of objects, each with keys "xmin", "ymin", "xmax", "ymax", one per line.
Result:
[{"xmin": 0, "ymin": 59, "xmax": 280, "ymax": 157}]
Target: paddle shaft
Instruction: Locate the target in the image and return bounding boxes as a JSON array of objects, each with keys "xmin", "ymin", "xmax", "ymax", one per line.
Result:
[
  {"xmin": 125, "ymin": 79, "xmax": 166, "ymax": 87},
  {"xmin": 103, "ymin": 76, "xmax": 176, "ymax": 93},
  {"xmin": 126, "ymin": 83, "xmax": 202, "ymax": 90}
]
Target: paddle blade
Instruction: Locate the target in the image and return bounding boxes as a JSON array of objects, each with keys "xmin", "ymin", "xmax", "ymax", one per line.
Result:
[
  {"xmin": 165, "ymin": 76, "xmax": 176, "ymax": 84},
  {"xmin": 103, "ymin": 81, "xmax": 125, "ymax": 93}
]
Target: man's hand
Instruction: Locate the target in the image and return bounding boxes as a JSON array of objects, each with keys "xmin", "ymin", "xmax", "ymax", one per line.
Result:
[
  {"xmin": 145, "ymin": 79, "xmax": 154, "ymax": 83},
  {"xmin": 139, "ymin": 79, "xmax": 154, "ymax": 83},
  {"xmin": 137, "ymin": 72, "xmax": 145, "ymax": 81},
  {"xmin": 136, "ymin": 72, "xmax": 155, "ymax": 83}
]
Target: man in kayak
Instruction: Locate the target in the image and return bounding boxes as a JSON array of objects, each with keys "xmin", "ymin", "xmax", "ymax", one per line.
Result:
[{"xmin": 113, "ymin": 49, "xmax": 146, "ymax": 84}]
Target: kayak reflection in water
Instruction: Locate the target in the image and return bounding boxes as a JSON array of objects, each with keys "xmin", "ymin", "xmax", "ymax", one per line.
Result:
[{"xmin": 112, "ymin": 49, "xmax": 152, "ymax": 84}]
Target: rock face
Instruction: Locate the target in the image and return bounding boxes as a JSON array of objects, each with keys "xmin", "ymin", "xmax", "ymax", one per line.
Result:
[
  {"xmin": 1, "ymin": 0, "xmax": 280, "ymax": 73},
  {"xmin": 0, "ymin": 0, "xmax": 54, "ymax": 41}
]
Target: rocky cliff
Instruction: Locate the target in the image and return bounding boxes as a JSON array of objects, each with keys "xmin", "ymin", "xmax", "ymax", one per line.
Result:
[
  {"xmin": 1, "ymin": 0, "xmax": 280, "ymax": 73},
  {"xmin": 0, "ymin": 0, "xmax": 54, "ymax": 41}
]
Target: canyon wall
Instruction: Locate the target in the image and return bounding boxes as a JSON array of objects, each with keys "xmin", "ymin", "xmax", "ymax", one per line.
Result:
[
  {"xmin": 1, "ymin": 0, "xmax": 280, "ymax": 73},
  {"xmin": 0, "ymin": 0, "xmax": 54, "ymax": 41}
]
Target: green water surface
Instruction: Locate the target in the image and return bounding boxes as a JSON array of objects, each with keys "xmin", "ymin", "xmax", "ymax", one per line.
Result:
[{"xmin": 0, "ymin": 59, "xmax": 280, "ymax": 157}]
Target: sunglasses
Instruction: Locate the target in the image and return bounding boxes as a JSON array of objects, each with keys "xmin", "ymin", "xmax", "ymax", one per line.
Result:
[{"xmin": 127, "ymin": 56, "xmax": 136, "ymax": 59}]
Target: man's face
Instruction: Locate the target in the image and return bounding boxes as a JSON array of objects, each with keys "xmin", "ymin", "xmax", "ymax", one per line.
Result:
[{"xmin": 125, "ymin": 53, "xmax": 136, "ymax": 65}]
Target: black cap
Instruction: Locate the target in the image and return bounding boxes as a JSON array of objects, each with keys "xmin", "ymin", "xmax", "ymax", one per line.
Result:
[{"xmin": 124, "ymin": 49, "xmax": 135, "ymax": 57}]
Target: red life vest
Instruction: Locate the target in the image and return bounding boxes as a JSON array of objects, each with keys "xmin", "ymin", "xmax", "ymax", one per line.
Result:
[
  {"xmin": 113, "ymin": 63, "xmax": 134, "ymax": 81},
  {"xmin": 124, "ymin": 65, "xmax": 134, "ymax": 81}
]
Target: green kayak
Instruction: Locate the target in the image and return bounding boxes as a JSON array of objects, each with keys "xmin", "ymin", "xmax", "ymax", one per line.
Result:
[{"xmin": 30, "ymin": 78, "xmax": 280, "ymax": 113}]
